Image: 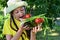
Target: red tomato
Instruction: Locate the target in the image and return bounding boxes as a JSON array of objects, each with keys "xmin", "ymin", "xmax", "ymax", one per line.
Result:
[
  {"xmin": 24, "ymin": 14, "xmax": 31, "ymax": 18},
  {"xmin": 35, "ymin": 18, "xmax": 44, "ymax": 24}
]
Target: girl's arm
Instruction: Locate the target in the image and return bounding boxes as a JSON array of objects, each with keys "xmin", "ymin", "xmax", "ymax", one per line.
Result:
[
  {"xmin": 6, "ymin": 27, "xmax": 23, "ymax": 40},
  {"xmin": 30, "ymin": 30, "xmax": 36, "ymax": 40},
  {"xmin": 30, "ymin": 25, "xmax": 42, "ymax": 40},
  {"xmin": 6, "ymin": 26, "xmax": 30, "ymax": 40}
]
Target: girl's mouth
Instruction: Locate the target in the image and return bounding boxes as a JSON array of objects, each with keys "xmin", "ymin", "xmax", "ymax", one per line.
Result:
[{"xmin": 19, "ymin": 15, "xmax": 25, "ymax": 18}]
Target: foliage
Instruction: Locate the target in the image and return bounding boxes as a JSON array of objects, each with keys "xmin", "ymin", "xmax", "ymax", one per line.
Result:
[
  {"xmin": 25, "ymin": 0, "xmax": 60, "ymax": 18},
  {"xmin": 0, "ymin": 0, "xmax": 8, "ymax": 7},
  {"xmin": 0, "ymin": 10, "xmax": 10, "ymax": 40}
]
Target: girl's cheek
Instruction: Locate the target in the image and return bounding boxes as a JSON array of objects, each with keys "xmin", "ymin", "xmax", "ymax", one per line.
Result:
[{"xmin": 13, "ymin": 12, "xmax": 19, "ymax": 18}]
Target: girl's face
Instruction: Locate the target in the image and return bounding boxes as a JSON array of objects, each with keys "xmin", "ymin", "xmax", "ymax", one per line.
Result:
[{"xmin": 12, "ymin": 7, "xmax": 25, "ymax": 21}]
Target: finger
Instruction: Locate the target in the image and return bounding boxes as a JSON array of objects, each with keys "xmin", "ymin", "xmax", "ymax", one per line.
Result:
[
  {"xmin": 38, "ymin": 25, "xmax": 40, "ymax": 31},
  {"xmin": 26, "ymin": 27, "xmax": 30, "ymax": 30},
  {"xmin": 22, "ymin": 25, "xmax": 28, "ymax": 30},
  {"xmin": 37, "ymin": 24, "xmax": 42, "ymax": 31},
  {"xmin": 32, "ymin": 27, "xmax": 35, "ymax": 32},
  {"xmin": 38, "ymin": 27, "xmax": 42, "ymax": 31},
  {"xmin": 24, "ymin": 25, "xmax": 27, "ymax": 28},
  {"xmin": 35, "ymin": 27, "xmax": 37, "ymax": 33}
]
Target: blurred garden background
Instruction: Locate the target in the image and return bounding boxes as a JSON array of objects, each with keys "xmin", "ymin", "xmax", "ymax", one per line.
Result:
[{"xmin": 0, "ymin": 0, "xmax": 60, "ymax": 40}]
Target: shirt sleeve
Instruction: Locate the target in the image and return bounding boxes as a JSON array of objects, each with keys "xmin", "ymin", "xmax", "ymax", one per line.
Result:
[{"xmin": 2, "ymin": 19, "xmax": 12, "ymax": 35}]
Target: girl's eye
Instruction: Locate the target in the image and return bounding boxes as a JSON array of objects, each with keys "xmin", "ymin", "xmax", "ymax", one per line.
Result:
[
  {"xmin": 20, "ymin": 9, "xmax": 24, "ymax": 11},
  {"xmin": 20, "ymin": 8, "xmax": 25, "ymax": 11},
  {"xmin": 15, "ymin": 11, "xmax": 19, "ymax": 13}
]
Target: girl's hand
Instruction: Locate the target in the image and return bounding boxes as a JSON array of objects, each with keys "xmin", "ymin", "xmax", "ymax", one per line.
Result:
[
  {"xmin": 19, "ymin": 21, "xmax": 30, "ymax": 30},
  {"xmin": 19, "ymin": 18, "xmax": 30, "ymax": 30},
  {"xmin": 31, "ymin": 24, "xmax": 42, "ymax": 34}
]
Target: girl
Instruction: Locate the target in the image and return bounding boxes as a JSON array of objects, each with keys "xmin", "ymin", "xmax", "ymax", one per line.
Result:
[{"xmin": 3, "ymin": 0, "xmax": 42, "ymax": 40}]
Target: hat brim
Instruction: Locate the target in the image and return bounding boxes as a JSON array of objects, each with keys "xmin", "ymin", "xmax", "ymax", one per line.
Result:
[{"xmin": 6, "ymin": 1, "xmax": 28, "ymax": 13}]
